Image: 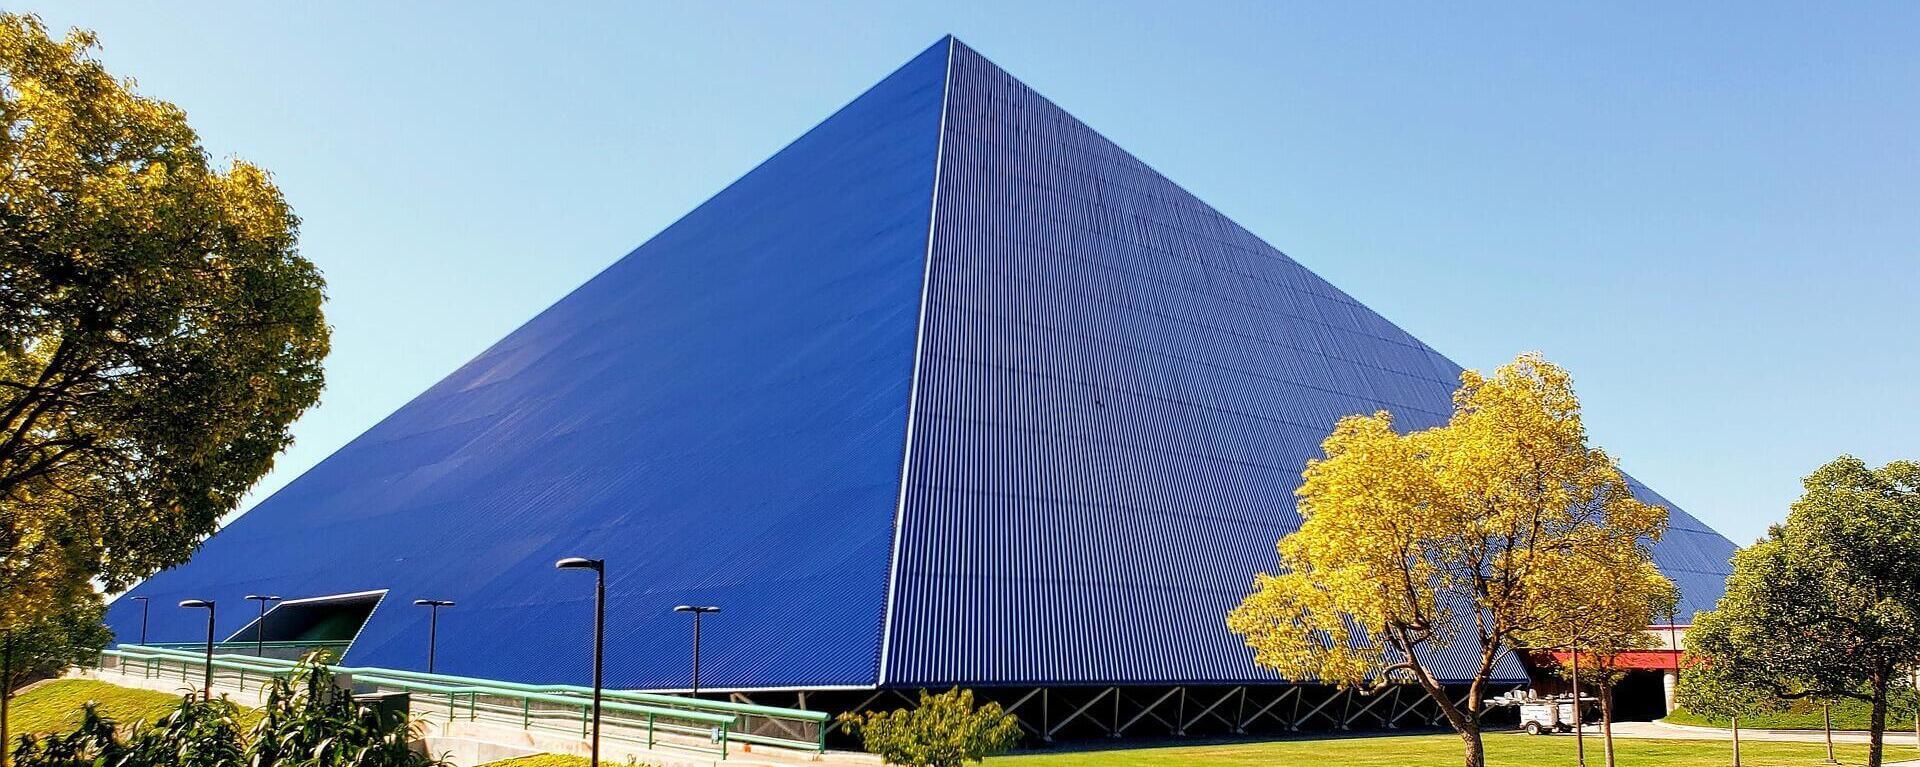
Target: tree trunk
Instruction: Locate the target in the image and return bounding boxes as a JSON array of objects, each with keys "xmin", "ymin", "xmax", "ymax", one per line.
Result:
[
  {"xmin": 1419, "ymin": 679, "xmax": 1486, "ymax": 767},
  {"xmin": 1600, "ymin": 684, "xmax": 1616, "ymax": 767},
  {"xmin": 1457, "ymin": 718, "xmax": 1486, "ymax": 767},
  {"xmin": 1868, "ymin": 672, "xmax": 1889, "ymax": 767},
  {"xmin": 1826, "ymin": 701, "xmax": 1836, "ymax": 764},
  {"xmin": 2, "ymin": 632, "xmax": 12, "ymax": 767},
  {"xmin": 1571, "ymin": 648, "xmax": 1585, "ymax": 767},
  {"xmin": 1731, "ymin": 713, "xmax": 1741, "ymax": 767}
]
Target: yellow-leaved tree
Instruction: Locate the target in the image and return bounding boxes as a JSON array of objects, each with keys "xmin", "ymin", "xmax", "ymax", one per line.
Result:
[
  {"xmin": 1521, "ymin": 554, "xmax": 1677, "ymax": 767},
  {"xmin": 1226, "ymin": 353, "xmax": 1668, "ymax": 767}
]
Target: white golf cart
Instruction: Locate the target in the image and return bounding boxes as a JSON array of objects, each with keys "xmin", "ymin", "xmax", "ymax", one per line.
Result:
[{"xmin": 1485, "ymin": 690, "xmax": 1597, "ymax": 735}]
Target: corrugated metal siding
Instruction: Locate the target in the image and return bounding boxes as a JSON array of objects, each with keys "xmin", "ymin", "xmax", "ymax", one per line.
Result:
[
  {"xmin": 1626, "ymin": 479, "xmax": 1741, "ymax": 620},
  {"xmin": 883, "ymin": 41, "xmax": 1730, "ymax": 687},
  {"xmin": 105, "ymin": 38, "xmax": 953, "ymax": 691},
  {"xmin": 108, "ymin": 36, "xmax": 1735, "ymax": 694}
]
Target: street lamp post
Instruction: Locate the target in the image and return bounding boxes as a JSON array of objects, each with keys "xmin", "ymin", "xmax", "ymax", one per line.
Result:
[
  {"xmin": 1667, "ymin": 605, "xmax": 1681, "ymax": 715},
  {"xmin": 244, "ymin": 595, "xmax": 281, "ymax": 657},
  {"xmin": 556, "ymin": 557, "xmax": 605, "ymax": 767},
  {"xmin": 412, "ymin": 599, "xmax": 455, "ymax": 673},
  {"xmin": 178, "ymin": 600, "xmax": 216, "ymax": 700},
  {"xmin": 672, "ymin": 605, "xmax": 720, "ymax": 696},
  {"xmin": 131, "ymin": 596, "xmax": 150, "ymax": 645}
]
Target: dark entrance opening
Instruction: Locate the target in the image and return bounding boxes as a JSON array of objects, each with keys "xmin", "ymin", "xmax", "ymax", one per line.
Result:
[
  {"xmin": 1609, "ymin": 670, "xmax": 1671, "ymax": 722},
  {"xmin": 224, "ymin": 591, "xmax": 384, "ymax": 660}
]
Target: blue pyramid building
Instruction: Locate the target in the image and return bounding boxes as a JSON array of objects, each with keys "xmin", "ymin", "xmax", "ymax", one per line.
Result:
[{"xmin": 108, "ymin": 38, "xmax": 1736, "ymax": 705}]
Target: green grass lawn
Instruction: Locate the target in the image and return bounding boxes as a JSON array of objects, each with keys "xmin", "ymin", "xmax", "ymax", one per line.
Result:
[
  {"xmin": 476, "ymin": 733, "xmax": 1918, "ymax": 767},
  {"xmin": 477, "ymin": 757, "xmax": 598, "ymax": 767},
  {"xmin": 1666, "ymin": 697, "xmax": 1919, "ymax": 731},
  {"xmin": 987, "ymin": 732, "xmax": 1920, "ymax": 767},
  {"xmin": 6, "ymin": 679, "xmax": 265, "ymax": 737},
  {"xmin": 5, "ymin": 679, "xmax": 192, "ymax": 736}
]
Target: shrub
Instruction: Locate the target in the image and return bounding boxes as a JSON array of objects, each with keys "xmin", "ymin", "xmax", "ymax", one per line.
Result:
[
  {"xmin": 245, "ymin": 658, "xmax": 439, "ymax": 767},
  {"xmin": 836, "ymin": 688, "xmax": 1020, "ymax": 767},
  {"xmin": 9, "ymin": 655, "xmax": 444, "ymax": 767}
]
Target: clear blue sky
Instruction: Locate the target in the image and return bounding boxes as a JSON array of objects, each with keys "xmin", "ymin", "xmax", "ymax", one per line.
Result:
[{"xmin": 29, "ymin": 3, "xmax": 1917, "ymax": 545}]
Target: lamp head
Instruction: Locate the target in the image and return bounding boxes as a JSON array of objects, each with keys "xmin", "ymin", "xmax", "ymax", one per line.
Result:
[
  {"xmin": 554, "ymin": 557, "xmax": 603, "ymax": 572},
  {"xmin": 674, "ymin": 605, "xmax": 721, "ymax": 614},
  {"xmin": 179, "ymin": 599, "xmax": 213, "ymax": 609},
  {"xmin": 413, "ymin": 599, "xmax": 456, "ymax": 607},
  {"xmin": 244, "ymin": 594, "xmax": 281, "ymax": 602},
  {"xmin": 131, "ymin": 596, "xmax": 148, "ymax": 602}
]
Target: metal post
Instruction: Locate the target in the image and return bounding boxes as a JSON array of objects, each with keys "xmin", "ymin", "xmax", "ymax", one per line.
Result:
[
  {"xmin": 1042, "ymin": 688, "xmax": 1050, "ymax": 743},
  {"xmin": 201, "ymin": 606, "xmax": 215, "ymax": 698},
  {"xmin": 592, "ymin": 568, "xmax": 604, "ymax": 767},
  {"xmin": 246, "ymin": 595, "xmax": 280, "ymax": 657},
  {"xmin": 175, "ymin": 601, "xmax": 217, "ymax": 699},
  {"xmin": 429, "ymin": 606, "xmax": 439, "ymax": 673},
  {"xmin": 414, "ymin": 600, "xmax": 455, "ymax": 674},
  {"xmin": 1667, "ymin": 606, "xmax": 1682, "ymax": 715},
  {"xmin": 557, "ymin": 558, "xmax": 607, "ymax": 767},
  {"xmin": 133, "ymin": 596, "xmax": 150, "ymax": 645},
  {"xmin": 674, "ymin": 605, "xmax": 720, "ymax": 696}
]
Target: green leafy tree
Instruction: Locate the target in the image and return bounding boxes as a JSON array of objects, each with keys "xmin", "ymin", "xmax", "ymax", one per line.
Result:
[
  {"xmin": 1, "ymin": 595, "xmax": 111, "ymax": 765},
  {"xmin": 0, "ymin": 12, "xmax": 329, "ymax": 632},
  {"xmin": 836, "ymin": 688, "xmax": 1021, "ymax": 767},
  {"xmin": 1685, "ymin": 455, "xmax": 1920, "ymax": 767},
  {"xmin": 1676, "ymin": 640, "xmax": 1783, "ymax": 767}
]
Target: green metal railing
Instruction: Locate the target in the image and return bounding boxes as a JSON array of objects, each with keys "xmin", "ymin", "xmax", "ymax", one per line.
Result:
[
  {"xmin": 100, "ymin": 647, "xmax": 299, "ymax": 693},
  {"xmin": 143, "ymin": 640, "xmax": 354, "ymax": 664},
  {"xmin": 101, "ymin": 644, "xmax": 830, "ymax": 756}
]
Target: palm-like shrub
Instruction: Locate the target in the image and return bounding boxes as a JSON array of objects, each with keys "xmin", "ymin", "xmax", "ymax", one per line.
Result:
[
  {"xmin": 246, "ymin": 657, "xmax": 439, "ymax": 767},
  {"xmin": 124, "ymin": 695, "xmax": 248, "ymax": 767}
]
